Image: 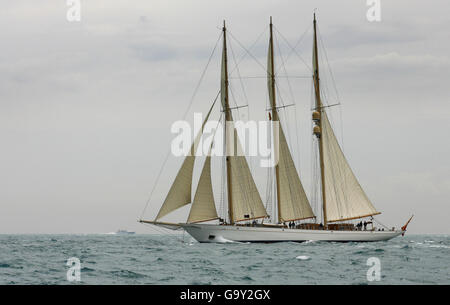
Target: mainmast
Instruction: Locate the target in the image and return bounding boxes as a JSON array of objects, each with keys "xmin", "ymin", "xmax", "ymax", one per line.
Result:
[
  {"xmin": 222, "ymin": 21, "xmax": 234, "ymax": 225},
  {"xmin": 312, "ymin": 13, "xmax": 328, "ymax": 227},
  {"xmin": 268, "ymin": 17, "xmax": 282, "ymax": 224}
]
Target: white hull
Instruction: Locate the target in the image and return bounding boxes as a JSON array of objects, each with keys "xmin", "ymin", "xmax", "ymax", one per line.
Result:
[{"xmin": 180, "ymin": 223, "xmax": 403, "ymax": 243}]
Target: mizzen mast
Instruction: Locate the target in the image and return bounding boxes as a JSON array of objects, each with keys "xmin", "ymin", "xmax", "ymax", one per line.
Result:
[
  {"xmin": 221, "ymin": 21, "xmax": 234, "ymax": 225},
  {"xmin": 268, "ymin": 17, "xmax": 282, "ymax": 224},
  {"xmin": 312, "ymin": 13, "xmax": 328, "ymax": 227}
]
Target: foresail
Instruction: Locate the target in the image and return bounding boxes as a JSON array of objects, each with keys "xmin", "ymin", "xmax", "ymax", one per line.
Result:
[
  {"xmin": 321, "ymin": 111, "xmax": 380, "ymax": 222},
  {"xmin": 154, "ymin": 102, "xmax": 215, "ymax": 221},
  {"xmin": 277, "ymin": 125, "xmax": 315, "ymax": 221},
  {"xmin": 187, "ymin": 154, "xmax": 219, "ymax": 223},
  {"xmin": 155, "ymin": 155, "xmax": 195, "ymax": 221}
]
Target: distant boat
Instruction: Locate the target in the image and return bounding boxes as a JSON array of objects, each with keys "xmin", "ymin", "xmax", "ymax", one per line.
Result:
[
  {"xmin": 140, "ymin": 14, "xmax": 412, "ymax": 242},
  {"xmin": 115, "ymin": 230, "xmax": 135, "ymax": 235}
]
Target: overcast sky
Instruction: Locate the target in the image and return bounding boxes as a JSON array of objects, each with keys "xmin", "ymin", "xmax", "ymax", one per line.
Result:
[{"xmin": 0, "ymin": 0, "xmax": 449, "ymax": 234}]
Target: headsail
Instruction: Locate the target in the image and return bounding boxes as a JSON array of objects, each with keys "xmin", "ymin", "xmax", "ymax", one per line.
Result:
[
  {"xmin": 321, "ymin": 111, "xmax": 380, "ymax": 222},
  {"xmin": 267, "ymin": 17, "xmax": 315, "ymax": 222},
  {"xmin": 154, "ymin": 101, "xmax": 215, "ymax": 221},
  {"xmin": 187, "ymin": 149, "xmax": 219, "ymax": 223}
]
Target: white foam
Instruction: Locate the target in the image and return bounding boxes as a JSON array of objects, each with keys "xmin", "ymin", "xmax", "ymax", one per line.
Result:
[
  {"xmin": 212, "ymin": 236, "xmax": 241, "ymax": 243},
  {"xmin": 429, "ymin": 245, "xmax": 450, "ymax": 249},
  {"xmin": 296, "ymin": 255, "xmax": 311, "ymax": 260}
]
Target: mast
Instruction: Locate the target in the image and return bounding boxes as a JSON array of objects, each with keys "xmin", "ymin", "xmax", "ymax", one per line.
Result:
[
  {"xmin": 268, "ymin": 17, "xmax": 282, "ymax": 224},
  {"xmin": 222, "ymin": 21, "xmax": 234, "ymax": 225},
  {"xmin": 312, "ymin": 13, "xmax": 328, "ymax": 227}
]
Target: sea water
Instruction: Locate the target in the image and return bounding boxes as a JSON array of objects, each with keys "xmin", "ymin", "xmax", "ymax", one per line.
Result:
[{"xmin": 0, "ymin": 234, "xmax": 448, "ymax": 284}]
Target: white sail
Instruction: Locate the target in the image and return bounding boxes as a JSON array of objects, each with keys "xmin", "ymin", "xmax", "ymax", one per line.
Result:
[
  {"xmin": 225, "ymin": 120, "xmax": 268, "ymax": 223},
  {"xmin": 267, "ymin": 24, "xmax": 315, "ymax": 222},
  {"xmin": 277, "ymin": 125, "xmax": 315, "ymax": 221},
  {"xmin": 155, "ymin": 103, "xmax": 215, "ymax": 221},
  {"xmin": 221, "ymin": 22, "xmax": 268, "ymax": 223},
  {"xmin": 229, "ymin": 154, "xmax": 269, "ymax": 222},
  {"xmin": 321, "ymin": 111, "xmax": 380, "ymax": 222},
  {"xmin": 187, "ymin": 153, "xmax": 219, "ymax": 223}
]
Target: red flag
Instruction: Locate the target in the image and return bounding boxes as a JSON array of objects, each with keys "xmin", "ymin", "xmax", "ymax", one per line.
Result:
[{"xmin": 401, "ymin": 215, "xmax": 414, "ymax": 236}]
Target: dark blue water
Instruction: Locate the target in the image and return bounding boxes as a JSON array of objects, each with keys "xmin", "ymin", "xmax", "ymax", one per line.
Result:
[{"xmin": 0, "ymin": 234, "xmax": 448, "ymax": 284}]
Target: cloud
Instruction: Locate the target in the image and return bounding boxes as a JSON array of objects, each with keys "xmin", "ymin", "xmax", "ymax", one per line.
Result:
[
  {"xmin": 0, "ymin": 1, "xmax": 449, "ymax": 234},
  {"xmin": 333, "ymin": 52, "xmax": 450, "ymax": 77}
]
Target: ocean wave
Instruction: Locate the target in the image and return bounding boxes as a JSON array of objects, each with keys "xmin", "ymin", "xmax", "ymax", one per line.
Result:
[
  {"xmin": 1, "ymin": 234, "xmax": 448, "ymax": 284},
  {"xmin": 296, "ymin": 255, "xmax": 311, "ymax": 261}
]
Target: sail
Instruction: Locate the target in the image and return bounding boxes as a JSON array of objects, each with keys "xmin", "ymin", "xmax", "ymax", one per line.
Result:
[
  {"xmin": 267, "ymin": 21, "xmax": 315, "ymax": 222},
  {"xmin": 229, "ymin": 160, "xmax": 269, "ymax": 222},
  {"xmin": 277, "ymin": 125, "xmax": 315, "ymax": 221},
  {"xmin": 187, "ymin": 153, "xmax": 219, "ymax": 223},
  {"xmin": 321, "ymin": 111, "xmax": 380, "ymax": 222},
  {"xmin": 155, "ymin": 102, "xmax": 215, "ymax": 221},
  {"xmin": 221, "ymin": 21, "xmax": 268, "ymax": 223},
  {"xmin": 226, "ymin": 122, "xmax": 269, "ymax": 222}
]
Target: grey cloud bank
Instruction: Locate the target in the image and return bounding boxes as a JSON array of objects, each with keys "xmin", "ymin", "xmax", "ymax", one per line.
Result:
[{"xmin": 0, "ymin": 1, "xmax": 449, "ymax": 234}]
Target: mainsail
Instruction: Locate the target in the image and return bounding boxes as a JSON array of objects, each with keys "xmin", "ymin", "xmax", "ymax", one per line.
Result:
[
  {"xmin": 222, "ymin": 21, "xmax": 268, "ymax": 223},
  {"xmin": 267, "ymin": 18, "xmax": 315, "ymax": 222},
  {"xmin": 312, "ymin": 13, "xmax": 380, "ymax": 223},
  {"xmin": 321, "ymin": 111, "xmax": 380, "ymax": 222},
  {"xmin": 154, "ymin": 102, "xmax": 215, "ymax": 221},
  {"xmin": 276, "ymin": 126, "xmax": 315, "ymax": 221}
]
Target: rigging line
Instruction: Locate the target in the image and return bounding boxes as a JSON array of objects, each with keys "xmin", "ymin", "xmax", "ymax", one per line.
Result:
[
  {"xmin": 139, "ymin": 32, "xmax": 222, "ymax": 220},
  {"xmin": 281, "ymin": 22, "xmax": 312, "ymax": 70},
  {"xmin": 372, "ymin": 218, "xmax": 390, "ymax": 230},
  {"xmin": 317, "ymin": 25, "xmax": 344, "ymax": 151},
  {"xmin": 274, "ymin": 28, "xmax": 301, "ymax": 172},
  {"xmin": 278, "ymin": 76, "xmax": 311, "ymax": 78},
  {"xmin": 181, "ymin": 32, "xmax": 223, "ymax": 120},
  {"xmin": 228, "ymin": 34, "xmax": 254, "ymax": 177},
  {"xmin": 141, "ymin": 222, "xmax": 180, "ymax": 240},
  {"xmin": 229, "ymin": 75, "xmax": 311, "ymax": 79},
  {"xmin": 139, "ymin": 90, "xmax": 220, "ymax": 221},
  {"xmin": 317, "ymin": 25, "xmax": 342, "ymax": 105},
  {"xmin": 228, "ymin": 30, "xmax": 267, "ymax": 74},
  {"xmin": 228, "ymin": 84, "xmax": 241, "ymax": 121},
  {"xmin": 325, "ymin": 113, "xmax": 351, "ymax": 221},
  {"xmin": 220, "ymin": 112, "xmax": 227, "ymax": 221},
  {"xmin": 275, "ymin": 81, "xmax": 305, "ymax": 219},
  {"xmin": 200, "ymin": 113, "xmax": 224, "ymax": 221},
  {"xmin": 228, "ymin": 34, "xmax": 250, "ymax": 109},
  {"xmin": 273, "ymin": 25, "xmax": 312, "ymax": 72},
  {"xmin": 275, "ymin": 83, "xmax": 294, "ymax": 156},
  {"xmin": 228, "ymin": 25, "xmax": 268, "ymax": 76}
]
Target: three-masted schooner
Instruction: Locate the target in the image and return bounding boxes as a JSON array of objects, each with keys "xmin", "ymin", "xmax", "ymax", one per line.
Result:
[{"xmin": 140, "ymin": 15, "xmax": 411, "ymax": 242}]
